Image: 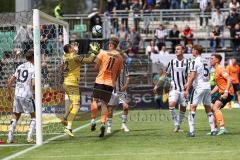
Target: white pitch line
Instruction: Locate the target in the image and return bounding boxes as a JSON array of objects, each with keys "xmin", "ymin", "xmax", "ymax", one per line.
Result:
[
  {"xmin": 14, "ymin": 150, "xmax": 240, "ymax": 159},
  {"xmin": 0, "ymin": 144, "xmax": 34, "ymax": 147},
  {"xmin": 3, "ymin": 111, "xmax": 122, "ymax": 160}
]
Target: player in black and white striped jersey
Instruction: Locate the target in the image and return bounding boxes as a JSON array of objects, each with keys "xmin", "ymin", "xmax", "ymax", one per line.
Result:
[
  {"xmin": 165, "ymin": 44, "xmax": 189, "ymax": 132},
  {"xmin": 106, "ymin": 53, "xmax": 130, "ymax": 134},
  {"xmin": 6, "ymin": 50, "xmax": 36, "ymax": 143}
]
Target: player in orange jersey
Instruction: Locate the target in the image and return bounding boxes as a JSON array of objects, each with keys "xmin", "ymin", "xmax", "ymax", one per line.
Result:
[
  {"xmin": 90, "ymin": 37, "xmax": 124, "ymax": 137},
  {"xmin": 210, "ymin": 54, "xmax": 234, "ymax": 135},
  {"xmin": 226, "ymin": 58, "xmax": 240, "ymax": 108}
]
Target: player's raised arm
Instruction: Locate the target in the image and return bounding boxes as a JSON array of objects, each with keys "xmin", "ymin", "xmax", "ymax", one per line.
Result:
[{"xmin": 81, "ymin": 42, "xmax": 100, "ymax": 63}]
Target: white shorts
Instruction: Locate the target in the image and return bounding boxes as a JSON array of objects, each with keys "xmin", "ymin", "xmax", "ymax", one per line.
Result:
[
  {"xmin": 168, "ymin": 90, "xmax": 187, "ymax": 106},
  {"xmin": 13, "ymin": 96, "xmax": 35, "ymax": 114},
  {"xmin": 190, "ymin": 89, "xmax": 211, "ymax": 106},
  {"xmin": 108, "ymin": 92, "xmax": 127, "ymax": 106}
]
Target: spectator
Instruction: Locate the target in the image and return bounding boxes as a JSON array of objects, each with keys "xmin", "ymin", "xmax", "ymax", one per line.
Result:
[
  {"xmin": 14, "ymin": 25, "xmax": 33, "ymax": 55},
  {"xmin": 231, "ymin": 23, "xmax": 240, "ymax": 54},
  {"xmin": 226, "ymin": 8, "xmax": 240, "ymax": 50},
  {"xmin": 105, "ymin": 0, "xmax": 118, "ymax": 13},
  {"xmin": 199, "ymin": 0, "xmax": 211, "ymax": 28},
  {"xmin": 40, "ymin": 25, "xmax": 49, "ymax": 56},
  {"xmin": 153, "ymin": 68, "xmax": 170, "ymax": 109},
  {"xmin": 159, "ymin": 45, "xmax": 169, "ymax": 55},
  {"xmin": 143, "ymin": 0, "xmax": 156, "ymax": 10},
  {"xmin": 142, "ymin": 10, "xmax": 153, "ymax": 35},
  {"xmin": 54, "ymin": 1, "xmax": 63, "ymax": 20},
  {"xmin": 145, "ymin": 40, "xmax": 159, "ymax": 56},
  {"xmin": 42, "ymin": 60, "xmax": 49, "ymax": 88},
  {"xmin": 226, "ymin": 58, "xmax": 240, "ymax": 108},
  {"xmin": 154, "ymin": 24, "xmax": 168, "ymax": 50},
  {"xmin": 169, "ymin": 24, "xmax": 180, "ymax": 53},
  {"xmin": 185, "ymin": 42, "xmax": 193, "ymax": 54},
  {"xmin": 102, "ymin": 12, "xmax": 111, "ymax": 39},
  {"xmin": 129, "ymin": 26, "xmax": 142, "ymax": 54},
  {"xmin": 211, "ymin": 8, "xmax": 225, "ymax": 49},
  {"xmin": 117, "ymin": 0, "xmax": 130, "ymax": 31},
  {"xmin": 89, "ymin": 8, "xmax": 102, "ymax": 37},
  {"xmin": 131, "ymin": 0, "xmax": 142, "ymax": 31},
  {"xmin": 117, "ymin": 24, "xmax": 129, "ymax": 50},
  {"xmin": 155, "ymin": 0, "xmax": 170, "ymax": 9},
  {"xmin": 214, "ymin": 0, "xmax": 226, "ymax": 9},
  {"xmin": 210, "ymin": 26, "xmax": 221, "ymax": 53},
  {"xmin": 226, "ymin": 8, "xmax": 240, "ymax": 32},
  {"xmin": 170, "ymin": 0, "xmax": 180, "ymax": 9},
  {"xmin": 229, "ymin": 0, "xmax": 240, "ymax": 13},
  {"xmin": 181, "ymin": 0, "xmax": 190, "ymax": 9},
  {"xmin": 181, "ymin": 25, "xmax": 193, "ymax": 46}
]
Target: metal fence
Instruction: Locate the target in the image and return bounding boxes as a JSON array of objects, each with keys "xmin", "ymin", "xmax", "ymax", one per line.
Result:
[{"xmin": 63, "ymin": 8, "xmax": 235, "ymax": 52}]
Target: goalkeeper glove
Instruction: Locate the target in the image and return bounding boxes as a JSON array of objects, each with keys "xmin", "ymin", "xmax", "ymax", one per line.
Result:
[{"xmin": 88, "ymin": 42, "xmax": 100, "ymax": 55}]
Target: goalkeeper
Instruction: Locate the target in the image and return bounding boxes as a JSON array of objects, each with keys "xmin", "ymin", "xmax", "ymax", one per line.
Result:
[{"xmin": 61, "ymin": 42, "xmax": 100, "ymax": 137}]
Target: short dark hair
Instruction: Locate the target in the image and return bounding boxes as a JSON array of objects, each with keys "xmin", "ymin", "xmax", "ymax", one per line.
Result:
[
  {"xmin": 109, "ymin": 37, "xmax": 119, "ymax": 48},
  {"xmin": 175, "ymin": 44, "xmax": 184, "ymax": 49},
  {"xmin": 212, "ymin": 53, "xmax": 222, "ymax": 62},
  {"xmin": 25, "ymin": 50, "xmax": 34, "ymax": 61},
  {"xmin": 192, "ymin": 44, "xmax": 203, "ymax": 54},
  {"xmin": 63, "ymin": 44, "xmax": 71, "ymax": 53}
]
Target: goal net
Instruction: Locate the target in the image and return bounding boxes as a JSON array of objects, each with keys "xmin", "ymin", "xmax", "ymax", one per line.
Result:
[{"xmin": 0, "ymin": 10, "xmax": 69, "ymax": 145}]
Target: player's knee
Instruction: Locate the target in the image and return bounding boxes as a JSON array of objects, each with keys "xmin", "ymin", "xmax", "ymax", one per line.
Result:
[
  {"xmin": 123, "ymin": 103, "xmax": 128, "ymax": 111},
  {"xmin": 168, "ymin": 101, "xmax": 176, "ymax": 108}
]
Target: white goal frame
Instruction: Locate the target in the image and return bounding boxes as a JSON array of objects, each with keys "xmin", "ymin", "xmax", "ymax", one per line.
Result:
[{"xmin": 33, "ymin": 9, "xmax": 69, "ymax": 145}]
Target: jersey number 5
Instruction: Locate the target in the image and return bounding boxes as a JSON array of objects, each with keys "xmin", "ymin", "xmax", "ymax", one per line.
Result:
[{"xmin": 203, "ymin": 63, "xmax": 209, "ymax": 77}]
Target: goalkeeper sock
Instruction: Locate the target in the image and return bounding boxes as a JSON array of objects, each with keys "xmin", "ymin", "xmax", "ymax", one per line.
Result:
[
  {"xmin": 107, "ymin": 118, "xmax": 112, "ymax": 128},
  {"xmin": 67, "ymin": 105, "xmax": 79, "ymax": 129},
  {"xmin": 64, "ymin": 104, "xmax": 73, "ymax": 120},
  {"xmin": 121, "ymin": 114, "xmax": 128, "ymax": 124},
  {"xmin": 188, "ymin": 112, "xmax": 195, "ymax": 133},
  {"xmin": 28, "ymin": 118, "xmax": 36, "ymax": 140},
  {"xmin": 207, "ymin": 112, "xmax": 216, "ymax": 132},
  {"xmin": 91, "ymin": 100, "xmax": 97, "ymax": 119},
  {"xmin": 178, "ymin": 111, "xmax": 185, "ymax": 126},
  {"xmin": 169, "ymin": 108, "xmax": 178, "ymax": 126}
]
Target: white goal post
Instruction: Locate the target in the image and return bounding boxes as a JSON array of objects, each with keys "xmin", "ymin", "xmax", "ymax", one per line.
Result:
[{"xmin": 33, "ymin": 9, "xmax": 69, "ymax": 145}]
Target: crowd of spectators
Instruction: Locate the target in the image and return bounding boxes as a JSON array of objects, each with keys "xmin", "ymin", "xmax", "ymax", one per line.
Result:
[{"xmin": 97, "ymin": 1, "xmax": 240, "ymax": 56}]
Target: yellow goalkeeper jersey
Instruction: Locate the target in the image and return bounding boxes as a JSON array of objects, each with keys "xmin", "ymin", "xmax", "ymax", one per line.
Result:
[
  {"xmin": 63, "ymin": 52, "xmax": 81, "ymax": 86},
  {"xmin": 63, "ymin": 52, "xmax": 96, "ymax": 86}
]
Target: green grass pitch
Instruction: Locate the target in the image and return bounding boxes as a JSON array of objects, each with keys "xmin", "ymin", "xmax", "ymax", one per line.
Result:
[{"xmin": 1, "ymin": 109, "xmax": 240, "ymax": 160}]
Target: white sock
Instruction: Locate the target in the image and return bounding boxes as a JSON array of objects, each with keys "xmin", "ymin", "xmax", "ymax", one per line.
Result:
[
  {"xmin": 188, "ymin": 112, "xmax": 195, "ymax": 133},
  {"xmin": 28, "ymin": 118, "xmax": 36, "ymax": 140},
  {"xmin": 207, "ymin": 112, "xmax": 215, "ymax": 132},
  {"xmin": 220, "ymin": 126, "xmax": 225, "ymax": 130},
  {"xmin": 178, "ymin": 111, "xmax": 185, "ymax": 126},
  {"xmin": 67, "ymin": 125, "xmax": 72, "ymax": 130},
  {"xmin": 91, "ymin": 119, "xmax": 96, "ymax": 124},
  {"xmin": 122, "ymin": 114, "xmax": 128, "ymax": 123},
  {"xmin": 169, "ymin": 108, "xmax": 178, "ymax": 126},
  {"xmin": 9, "ymin": 119, "xmax": 17, "ymax": 133},
  {"xmin": 107, "ymin": 118, "xmax": 112, "ymax": 128}
]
